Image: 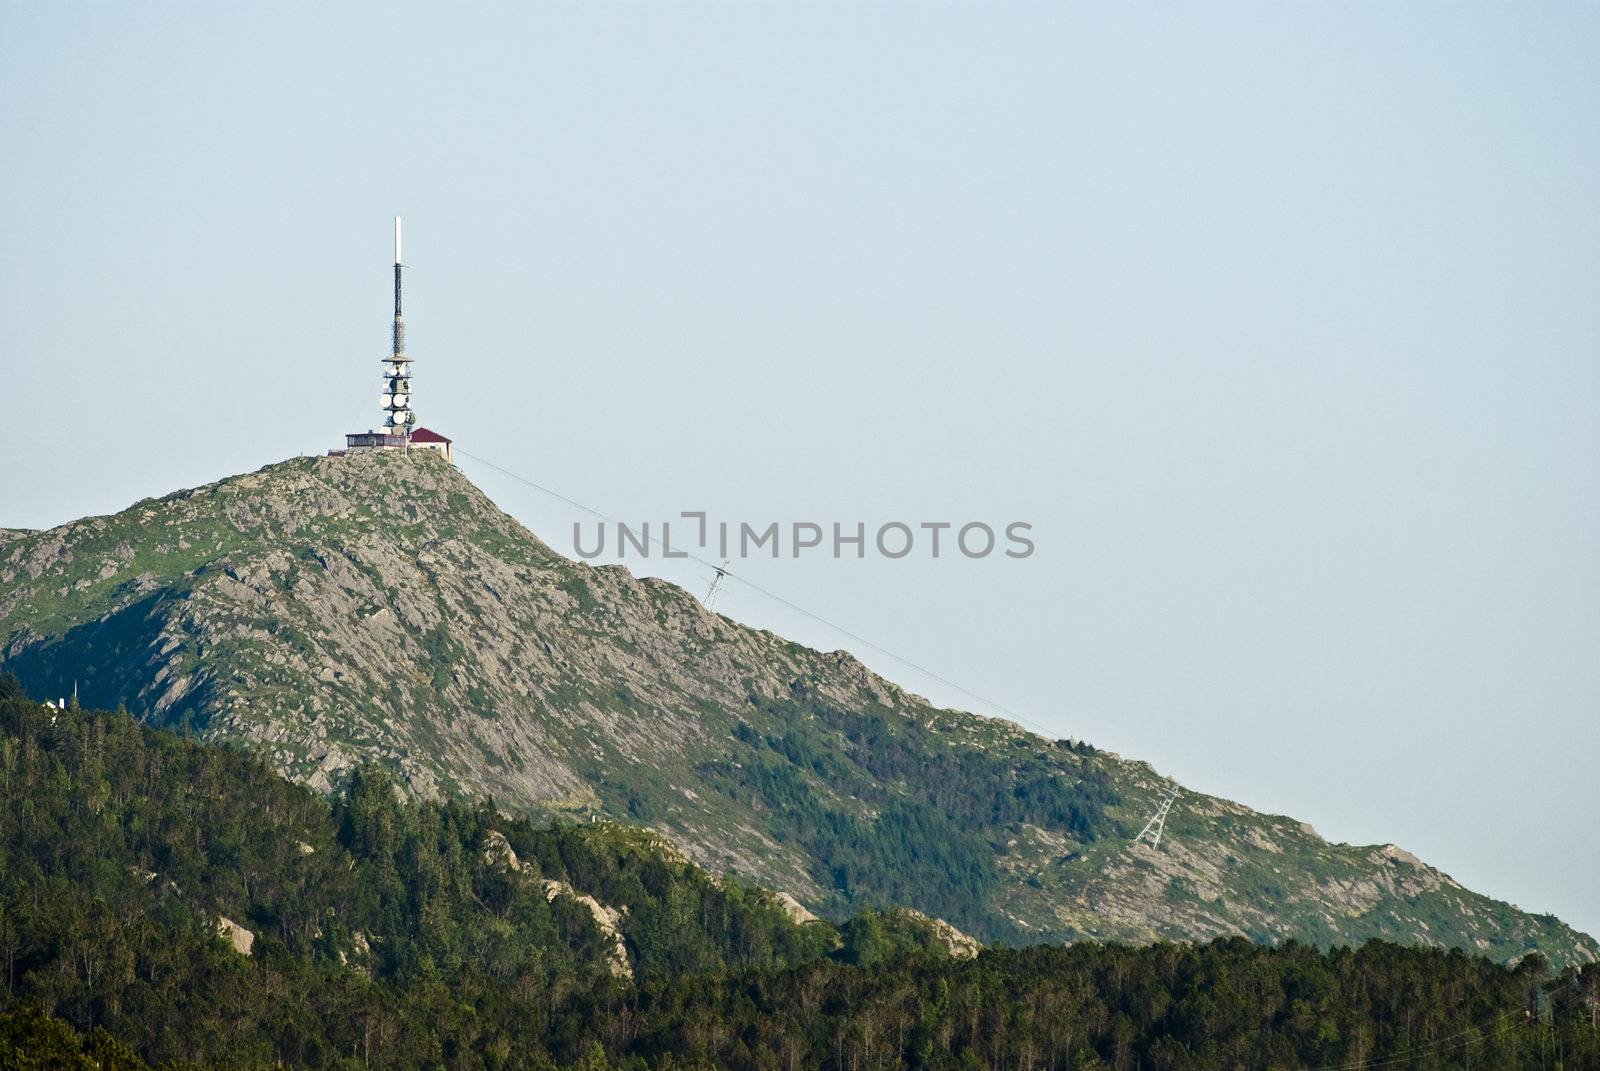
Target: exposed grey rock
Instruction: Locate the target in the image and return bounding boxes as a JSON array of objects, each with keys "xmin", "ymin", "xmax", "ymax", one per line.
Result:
[
  {"xmin": 216, "ymin": 916, "xmax": 254, "ymax": 956},
  {"xmin": 543, "ymin": 880, "xmax": 631, "ymax": 980},
  {"xmin": 1, "ymin": 450, "xmax": 1593, "ymax": 967},
  {"xmin": 774, "ymin": 891, "xmax": 820, "ymax": 926}
]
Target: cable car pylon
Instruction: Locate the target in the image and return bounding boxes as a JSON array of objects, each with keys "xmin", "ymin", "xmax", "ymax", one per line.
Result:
[
  {"xmin": 703, "ymin": 559, "xmax": 731, "ymax": 611},
  {"xmin": 1131, "ymin": 781, "xmax": 1181, "ymax": 851}
]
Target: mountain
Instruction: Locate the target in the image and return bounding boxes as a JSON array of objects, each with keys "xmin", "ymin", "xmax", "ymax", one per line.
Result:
[
  {"xmin": 0, "ymin": 683, "xmax": 825, "ymax": 1066},
  {"xmin": 10, "ymin": 688, "xmax": 1597, "ymax": 1071},
  {"xmin": 1, "ymin": 449, "xmax": 1594, "ymax": 965}
]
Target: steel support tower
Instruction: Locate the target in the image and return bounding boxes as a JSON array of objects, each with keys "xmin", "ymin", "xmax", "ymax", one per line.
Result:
[{"xmin": 382, "ymin": 217, "xmax": 415, "ymax": 438}]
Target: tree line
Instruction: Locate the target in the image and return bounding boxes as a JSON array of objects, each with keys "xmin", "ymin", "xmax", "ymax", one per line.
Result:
[{"xmin": 2, "ymin": 676, "xmax": 1597, "ymax": 1070}]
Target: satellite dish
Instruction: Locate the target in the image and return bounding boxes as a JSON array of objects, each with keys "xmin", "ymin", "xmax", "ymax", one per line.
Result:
[{"xmin": 393, "ymin": 394, "xmax": 409, "ymax": 407}]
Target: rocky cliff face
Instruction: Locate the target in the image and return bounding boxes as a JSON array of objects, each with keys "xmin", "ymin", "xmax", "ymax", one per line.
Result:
[{"xmin": 2, "ymin": 450, "xmax": 1593, "ymax": 965}]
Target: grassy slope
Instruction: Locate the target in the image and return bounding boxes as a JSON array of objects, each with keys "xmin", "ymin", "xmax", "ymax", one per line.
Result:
[{"xmin": 0, "ymin": 451, "xmax": 1594, "ymax": 965}]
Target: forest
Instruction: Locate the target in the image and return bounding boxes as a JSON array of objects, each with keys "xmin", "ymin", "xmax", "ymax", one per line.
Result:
[
  {"xmin": 699, "ymin": 691, "xmax": 1119, "ymax": 937},
  {"xmin": 2, "ymin": 676, "xmax": 1597, "ymax": 1070}
]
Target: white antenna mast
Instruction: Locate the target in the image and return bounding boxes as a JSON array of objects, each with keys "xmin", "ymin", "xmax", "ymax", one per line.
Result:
[{"xmin": 380, "ymin": 216, "xmax": 415, "ymax": 439}]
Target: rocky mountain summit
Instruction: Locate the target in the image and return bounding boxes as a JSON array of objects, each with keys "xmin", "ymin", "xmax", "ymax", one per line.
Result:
[{"xmin": 2, "ymin": 450, "xmax": 1594, "ymax": 964}]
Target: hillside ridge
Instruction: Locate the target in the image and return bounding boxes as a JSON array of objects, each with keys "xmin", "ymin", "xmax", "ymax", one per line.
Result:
[{"xmin": 1, "ymin": 450, "xmax": 1593, "ymax": 964}]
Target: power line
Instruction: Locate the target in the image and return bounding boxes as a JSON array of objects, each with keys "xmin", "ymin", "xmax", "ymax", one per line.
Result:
[
  {"xmin": 1316, "ymin": 1008, "xmax": 1530, "ymax": 1071},
  {"xmin": 703, "ymin": 559, "xmax": 730, "ymax": 611},
  {"xmin": 1294, "ymin": 968, "xmax": 1589, "ymax": 1071},
  {"xmin": 453, "ymin": 447, "xmax": 1065, "ymax": 741},
  {"xmin": 456, "ymin": 445, "xmax": 1598, "ymax": 1052}
]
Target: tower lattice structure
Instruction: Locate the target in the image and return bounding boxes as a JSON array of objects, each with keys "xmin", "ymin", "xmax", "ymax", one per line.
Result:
[
  {"xmin": 382, "ymin": 217, "xmax": 415, "ymax": 438},
  {"xmin": 1131, "ymin": 782, "xmax": 1181, "ymax": 851}
]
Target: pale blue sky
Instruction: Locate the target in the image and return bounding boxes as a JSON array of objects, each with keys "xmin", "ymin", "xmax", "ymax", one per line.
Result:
[{"xmin": 3, "ymin": 4, "xmax": 1596, "ymax": 938}]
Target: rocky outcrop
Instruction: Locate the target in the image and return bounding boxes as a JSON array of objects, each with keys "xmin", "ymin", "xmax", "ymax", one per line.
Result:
[
  {"xmin": 482, "ymin": 829, "xmax": 632, "ymax": 979},
  {"xmin": 1, "ymin": 450, "xmax": 1594, "ymax": 967},
  {"xmin": 483, "ymin": 829, "xmax": 523, "ymax": 873},
  {"xmin": 774, "ymin": 891, "xmax": 821, "ymax": 926},
  {"xmin": 216, "ymin": 916, "xmax": 254, "ymax": 956},
  {"xmin": 892, "ymin": 909, "xmax": 981, "ymax": 959},
  {"xmin": 544, "ymin": 880, "xmax": 631, "ymax": 980}
]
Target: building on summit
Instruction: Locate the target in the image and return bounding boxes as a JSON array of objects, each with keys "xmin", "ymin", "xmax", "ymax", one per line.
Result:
[
  {"xmin": 335, "ymin": 218, "xmax": 452, "ymax": 463},
  {"xmin": 407, "ymin": 426, "xmax": 453, "ymax": 460}
]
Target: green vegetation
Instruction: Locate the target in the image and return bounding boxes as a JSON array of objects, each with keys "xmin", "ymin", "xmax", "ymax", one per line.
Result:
[
  {"xmin": 702, "ymin": 692, "xmax": 1116, "ymax": 937},
  {"xmin": 0, "ymin": 677, "xmax": 832, "ymax": 1067},
  {"xmin": 4, "ymin": 680, "xmax": 1600, "ymax": 1070},
  {"xmin": 421, "ymin": 622, "xmax": 463, "ymax": 690},
  {"xmin": 2, "ymin": 449, "xmax": 1595, "ymax": 966}
]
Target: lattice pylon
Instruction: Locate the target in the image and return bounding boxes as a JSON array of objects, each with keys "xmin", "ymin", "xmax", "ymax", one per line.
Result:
[
  {"xmin": 1131, "ymin": 782, "xmax": 1181, "ymax": 851},
  {"xmin": 703, "ymin": 560, "xmax": 731, "ymax": 611}
]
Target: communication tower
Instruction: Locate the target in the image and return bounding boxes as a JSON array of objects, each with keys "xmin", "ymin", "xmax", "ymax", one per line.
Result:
[{"xmin": 382, "ymin": 216, "xmax": 415, "ymax": 438}]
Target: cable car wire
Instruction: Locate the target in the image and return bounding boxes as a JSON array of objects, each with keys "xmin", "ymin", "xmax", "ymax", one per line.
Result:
[{"xmin": 454, "ymin": 446, "xmax": 1066, "ymax": 741}]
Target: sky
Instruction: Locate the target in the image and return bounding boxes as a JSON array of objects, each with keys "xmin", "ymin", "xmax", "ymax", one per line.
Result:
[{"xmin": 2, "ymin": 3, "xmax": 1596, "ymax": 939}]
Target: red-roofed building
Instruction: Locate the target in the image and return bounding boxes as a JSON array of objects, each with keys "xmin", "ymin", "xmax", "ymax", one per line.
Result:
[
  {"xmin": 409, "ymin": 427, "xmax": 453, "ymax": 462},
  {"xmin": 332, "ymin": 223, "xmax": 456, "ymax": 465},
  {"xmin": 336, "ymin": 427, "xmax": 453, "ymax": 462}
]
